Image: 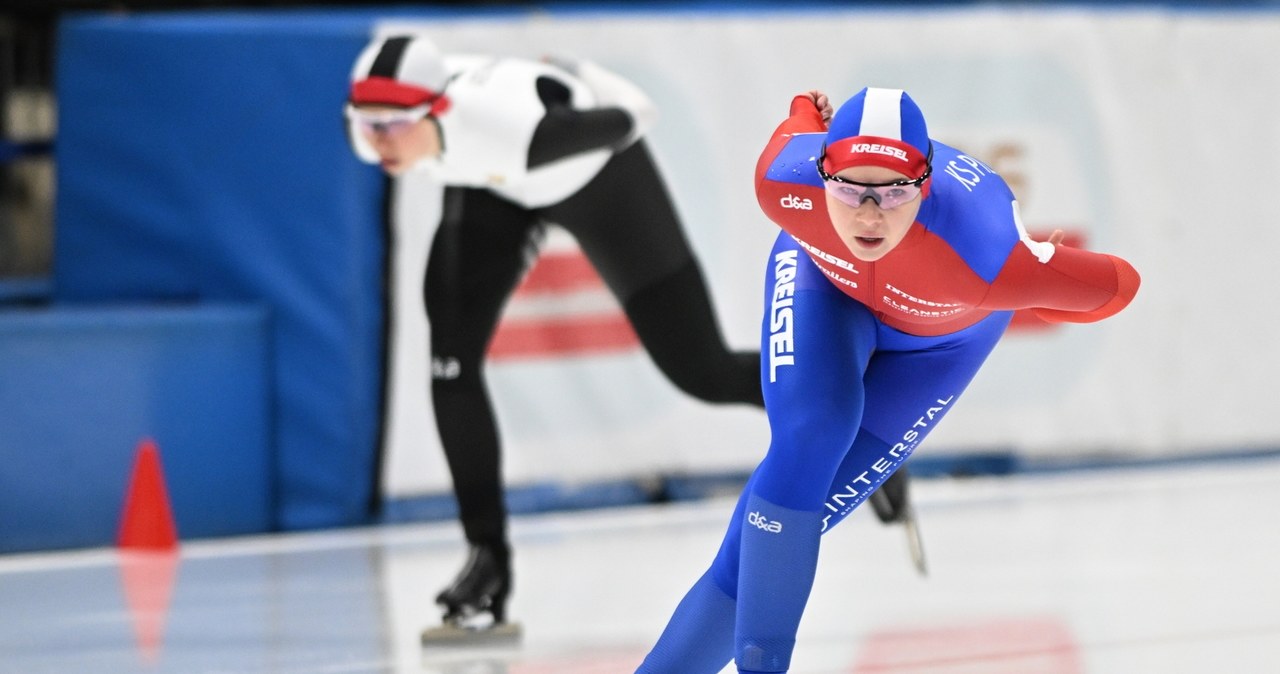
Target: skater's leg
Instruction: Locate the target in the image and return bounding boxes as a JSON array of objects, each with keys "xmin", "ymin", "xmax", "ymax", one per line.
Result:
[
  {"xmin": 640, "ymin": 235, "xmax": 876, "ymax": 673},
  {"xmin": 425, "ymin": 186, "xmax": 539, "ymax": 622},
  {"xmin": 540, "ymin": 140, "xmax": 762, "ymax": 407},
  {"xmin": 732, "ymin": 261, "xmax": 877, "ymax": 672},
  {"xmin": 813, "ymin": 311, "xmax": 1013, "ymax": 537},
  {"xmin": 622, "ymin": 261, "xmax": 763, "ymax": 406},
  {"xmin": 638, "ymin": 464, "xmax": 774, "ymax": 673},
  {"xmin": 635, "ymin": 569, "xmax": 737, "ymax": 674}
]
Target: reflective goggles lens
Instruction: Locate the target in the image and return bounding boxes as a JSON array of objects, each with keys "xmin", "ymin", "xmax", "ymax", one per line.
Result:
[
  {"xmin": 823, "ymin": 178, "xmax": 924, "ymax": 210},
  {"xmin": 346, "ymin": 103, "xmax": 430, "ymax": 136},
  {"xmin": 816, "ymin": 146, "xmax": 931, "ymax": 209}
]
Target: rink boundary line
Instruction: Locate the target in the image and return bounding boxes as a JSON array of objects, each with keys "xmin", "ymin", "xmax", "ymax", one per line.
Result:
[
  {"xmin": 0, "ymin": 496, "xmax": 729, "ymax": 575},
  {"xmin": 379, "ymin": 446, "xmax": 1280, "ymax": 525},
  {"xmin": 3, "ymin": 449, "xmax": 1276, "ymax": 573}
]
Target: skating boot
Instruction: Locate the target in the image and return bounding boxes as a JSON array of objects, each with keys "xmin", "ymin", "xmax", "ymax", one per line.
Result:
[
  {"xmin": 869, "ymin": 468, "xmax": 927, "ymax": 576},
  {"xmin": 421, "ymin": 543, "xmax": 522, "ymax": 646}
]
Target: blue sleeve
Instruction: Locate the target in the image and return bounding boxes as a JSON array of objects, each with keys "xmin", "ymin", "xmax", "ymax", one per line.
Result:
[
  {"xmin": 763, "ymin": 132, "xmax": 826, "ymax": 189},
  {"xmin": 918, "ymin": 142, "xmax": 1020, "ymax": 283}
]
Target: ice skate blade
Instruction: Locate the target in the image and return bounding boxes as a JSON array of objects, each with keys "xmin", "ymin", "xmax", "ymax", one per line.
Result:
[
  {"xmin": 421, "ymin": 621, "xmax": 522, "ymax": 647},
  {"xmin": 904, "ymin": 508, "xmax": 928, "ymax": 577}
]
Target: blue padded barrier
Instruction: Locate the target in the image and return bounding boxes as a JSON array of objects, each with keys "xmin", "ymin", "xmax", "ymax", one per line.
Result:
[
  {"xmin": 54, "ymin": 13, "xmax": 390, "ymax": 530},
  {"xmin": 0, "ymin": 304, "xmax": 272, "ymax": 553}
]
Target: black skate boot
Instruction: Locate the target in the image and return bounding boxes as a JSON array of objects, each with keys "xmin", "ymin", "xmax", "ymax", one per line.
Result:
[
  {"xmin": 869, "ymin": 468, "xmax": 927, "ymax": 576},
  {"xmin": 421, "ymin": 542, "xmax": 522, "ymax": 646},
  {"xmin": 869, "ymin": 468, "xmax": 911, "ymax": 524}
]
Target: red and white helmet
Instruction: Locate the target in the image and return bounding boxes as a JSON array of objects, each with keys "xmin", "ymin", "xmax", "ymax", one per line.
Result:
[{"xmin": 346, "ymin": 34, "xmax": 452, "ymax": 163}]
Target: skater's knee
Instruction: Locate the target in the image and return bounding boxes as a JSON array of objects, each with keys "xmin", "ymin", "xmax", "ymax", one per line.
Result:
[{"xmin": 429, "ymin": 350, "xmax": 485, "ymax": 387}]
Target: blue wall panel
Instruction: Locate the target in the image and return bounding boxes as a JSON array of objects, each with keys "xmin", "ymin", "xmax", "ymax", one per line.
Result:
[
  {"xmin": 54, "ymin": 13, "xmax": 390, "ymax": 530},
  {"xmin": 0, "ymin": 305, "xmax": 272, "ymax": 553}
]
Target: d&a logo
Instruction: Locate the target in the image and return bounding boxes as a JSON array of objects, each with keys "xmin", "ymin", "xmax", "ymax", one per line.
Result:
[
  {"xmin": 779, "ymin": 194, "xmax": 813, "ymax": 210},
  {"xmin": 747, "ymin": 511, "xmax": 783, "ymax": 533}
]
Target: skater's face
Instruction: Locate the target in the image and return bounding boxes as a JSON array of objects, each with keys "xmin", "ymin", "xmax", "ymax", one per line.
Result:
[
  {"xmin": 823, "ymin": 164, "xmax": 923, "ymax": 262},
  {"xmin": 349, "ymin": 104, "xmax": 442, "ymax": 175}
]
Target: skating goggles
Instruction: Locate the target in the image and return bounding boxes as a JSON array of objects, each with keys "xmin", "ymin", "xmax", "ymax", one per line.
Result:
[
  {"xmin": 346, "ymin": 103, "xmax": 431, "ymax": 136},
  {"xmin": 816, "ymin": 150, "xmax": 932, "ymax": 210}
]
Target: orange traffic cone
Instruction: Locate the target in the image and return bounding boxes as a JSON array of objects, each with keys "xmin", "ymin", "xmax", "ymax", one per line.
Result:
[{"xmin": 117, "ymin": 438, "xmax": 178, "ymax": 550}]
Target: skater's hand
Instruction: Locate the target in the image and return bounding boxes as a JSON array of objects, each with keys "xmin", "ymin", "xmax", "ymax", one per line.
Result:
[
  {"xmin": 800, "ymin": 90, "xmax": 833, "ymax": 124},
  {"xmin": 541, "ymin": 53, "xmax": 581, "ymax": 76}
]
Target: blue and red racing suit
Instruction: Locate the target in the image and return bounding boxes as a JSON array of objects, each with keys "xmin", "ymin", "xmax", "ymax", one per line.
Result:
[{"xmin": 637, "ymin": 96, "xmax": 1139, "ymax": 674}]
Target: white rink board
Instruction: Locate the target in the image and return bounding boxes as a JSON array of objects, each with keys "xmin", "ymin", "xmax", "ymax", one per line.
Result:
[{"xmin": 377, "ymin": 7, "xmax": 1280, "ymax": 496}]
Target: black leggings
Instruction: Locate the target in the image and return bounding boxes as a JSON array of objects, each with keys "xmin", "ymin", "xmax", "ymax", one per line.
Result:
[{"xmin": 423, "ymin": 141, "xmax": 763, "ymax": 546}]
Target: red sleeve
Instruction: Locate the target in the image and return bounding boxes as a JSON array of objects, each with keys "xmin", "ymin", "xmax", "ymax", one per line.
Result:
[
  {"xmin": 754, "ymin": 95, "xmax": 832, "ymax": 238},
  {"xmin": 984, "ymin": 244, "xmax": 1140, "ymax": 324},
  {"xmin": 754, "ymin": 95, "xmax": 827, "ymax": 195}
]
